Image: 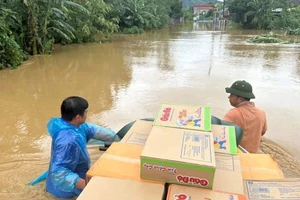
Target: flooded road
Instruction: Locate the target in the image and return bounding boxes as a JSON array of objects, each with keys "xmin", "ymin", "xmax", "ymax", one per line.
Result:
[{"xmin": 0, "ymin": 23, "xmax": 300, "ymax": 199}]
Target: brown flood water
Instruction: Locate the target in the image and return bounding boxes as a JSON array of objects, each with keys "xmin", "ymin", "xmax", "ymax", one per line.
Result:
[{"xmin": 0, "ymin": 23, "xmax": 300, "ymax": 199}]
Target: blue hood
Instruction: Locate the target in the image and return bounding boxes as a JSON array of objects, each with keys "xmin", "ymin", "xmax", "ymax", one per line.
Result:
[{"xmin": 47, "ymin": 117, "xmax": 75, "ymax": 138}]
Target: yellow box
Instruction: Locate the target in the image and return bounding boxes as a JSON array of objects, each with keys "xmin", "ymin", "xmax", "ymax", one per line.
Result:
[
  {"xmin": 78, "ymin": 177, "xmax": 165, "ymax": 200},
  {"xmin": 239, "ymin": 154, "xmax": 284, "ymax": 180},
  {"xmin": 86, "ymin": 142, "xmax": 164, "ymax": 185}
]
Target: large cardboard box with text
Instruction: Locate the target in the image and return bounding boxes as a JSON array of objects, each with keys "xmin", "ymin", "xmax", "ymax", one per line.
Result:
[
  {"xmin": 243, "ymin": 179, "xmax": 300, "ymax": 200},
  {"xmin": 153, "ymin": 103, "xmax": 212, "ymax": 132},
  {"xmin": 140, "ymin": 126, "xmax": 216, "ymax": 189},
  {"xmin": 213, "ymin": 153, "xmax": 244, "ymax": 194},
  {"xmin": 167, "ymin": 184, "xmax": 247, "ymax": 200},
  {"xmin": 78, "ymin": 177, "xmax": 165, "ymax": 200},
  {"xmin": 86, "ymin": 142, "xmax": 164, "ymax": 185},
  {"xmin": 121, "ymin": 120, "xmax": 238, "ymax": 154}
]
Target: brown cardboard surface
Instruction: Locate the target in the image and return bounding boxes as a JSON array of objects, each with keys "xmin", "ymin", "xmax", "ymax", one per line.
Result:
[
  {"xmin": 141, "ymin": 126, "xmax": 216, "ymax": 189},
  {"xmin": 213, "ymin": 153, "xmax": 244, "ymax": 194},
  {"xmin": 86, "ymin": 142, "xmax": 163, "ymax": 185},
  {"xmin": 243, "ymin": 179, "xmax": 300, "ymax": 200},
  {"xmin": 239, "ymin": 154, "xmax": 284, "ymax": 180},
  {"xmin": 120, "ymin": 120, "xmax": 153, "ymax": 146},
  {"xmin": 153, "ymin": 103, "xmax": 211, "ymax": 132},
  {"xmin": 167, "ymin": 184, "xmax": 247, "ymax": 200},
  {"xmin": 105, "ymin": 142, "xmax": 142, "ymax": 159},
  {"xmin": 78, "ymin": 176, "xmax": 165, "ymax": 200}
]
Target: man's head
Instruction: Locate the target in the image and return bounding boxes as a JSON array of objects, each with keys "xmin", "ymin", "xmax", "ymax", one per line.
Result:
[
  {"xmin": 225, "ymin": 80, "xmax": 255, "ymax": 107},
  {"xmin": 61, "ymin": 96, "xmax": 88, "ymax": 126}
]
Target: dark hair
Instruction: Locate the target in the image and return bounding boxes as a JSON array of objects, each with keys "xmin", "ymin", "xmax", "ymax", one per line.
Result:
[{"xmin": 61, "ymin": 96, "xmax": 89, "ymax": 121}]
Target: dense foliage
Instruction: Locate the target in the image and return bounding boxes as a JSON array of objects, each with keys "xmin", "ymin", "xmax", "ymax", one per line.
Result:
[
  {"xmin": 0, "ymin": 0, "xmax": 182, "ymax": 69},
  {"xmin": 228, "ymin": 0, "xmax": 300, "ymax": 31}
]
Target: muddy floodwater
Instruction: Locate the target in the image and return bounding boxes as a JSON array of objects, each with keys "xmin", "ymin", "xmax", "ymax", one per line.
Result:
[{"xmin": 1, "ymin": 23, "xmax": 300, "ymax": 199}]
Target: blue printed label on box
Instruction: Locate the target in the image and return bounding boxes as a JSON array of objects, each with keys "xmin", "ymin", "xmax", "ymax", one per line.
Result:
[{"xmin": 181, "ymin": 132, "xmax": 213, "ymax": 163}]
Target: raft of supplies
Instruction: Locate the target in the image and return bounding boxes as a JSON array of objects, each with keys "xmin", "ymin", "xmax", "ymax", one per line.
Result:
[{"xmin": 78, "ymin": 103, "xmax": 298, "ymax": 200}]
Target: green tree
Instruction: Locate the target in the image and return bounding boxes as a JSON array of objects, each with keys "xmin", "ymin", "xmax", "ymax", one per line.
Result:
[
  {"xmin": 273, "ymin": 8, "xmax": 300, "ymax": 30},
  {"xmin": 244, "ymin": 0, "xmax": 275, "ymax": 29},
  {"xmin": 228, "ymin": 0, "xmax": 253, "ymax": 28},
  {"xmin": 170, "ymin": 0, "xmax": 183, "ymax": 19},
  {"xmin": 106, "ymin": 0, "xmax": 172, "ymax": 33},
  {"xmin": 182, "ymin": 7, "xmax": 194, "ymax": 21},
  {"xmin": 0, "ymin": 8, "xmax": 24, "ymax": 69},
  {"xmin": 0, "ymin": 0, "xmax": 175, "ymax": 69},
  {"xmin": 228, "ymin": 0, "xmax": 294, "ymax": 29}
]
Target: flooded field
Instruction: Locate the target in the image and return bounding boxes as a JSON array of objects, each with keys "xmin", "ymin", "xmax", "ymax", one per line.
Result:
[{"xmin": 1, "ymin": 23, "xmax": 300, "ymax": 199}]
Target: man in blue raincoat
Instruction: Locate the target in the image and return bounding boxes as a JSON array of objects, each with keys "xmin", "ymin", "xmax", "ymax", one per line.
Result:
[{"xmin": 46, "ymin": 96, "xmax": 118, "ymax": 198}]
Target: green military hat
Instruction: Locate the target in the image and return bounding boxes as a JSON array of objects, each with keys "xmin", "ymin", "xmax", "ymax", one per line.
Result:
[{"xmin": 225, "ymin": 80, "xmax": 255, "ymax": 99}]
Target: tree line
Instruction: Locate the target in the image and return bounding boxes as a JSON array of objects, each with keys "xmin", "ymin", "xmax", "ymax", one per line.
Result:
[
  {"xmin": 228, "ymin": 0, "xmax": 300, "ymax": 31},
  {"xmin": 0, "ymin": 0, "xmax": 182, "ymax": 69}
]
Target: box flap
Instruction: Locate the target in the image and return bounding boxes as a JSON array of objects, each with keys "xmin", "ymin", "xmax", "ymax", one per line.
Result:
[
  {"xmin": 78, "ymin": 177, "xmax": 165, "ymax": 200},
  {"xmin": 86, "ymin": 143, "xmax": 163, "ymax": 185},
  {"xmin": 239, "ymin": 154, "xmax": 284, "ymax": 180},
  {"xmin": 105, "ymin": 142, "xmax": 143, "ymax": 159}
]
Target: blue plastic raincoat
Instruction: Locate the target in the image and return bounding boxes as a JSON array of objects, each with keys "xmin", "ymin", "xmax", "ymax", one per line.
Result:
[{"xmin": 46, "ymin": 117, "xmax": 116, "ymax": 199}]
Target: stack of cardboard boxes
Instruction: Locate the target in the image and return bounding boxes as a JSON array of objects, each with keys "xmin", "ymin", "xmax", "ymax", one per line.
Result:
[
  {"xmin": 138, "ymin": 103, "xmax": 246, "ymax": 199},
  {"xmin": 78, "ymin": 103, "xmax": 294, "ymax": 200}
]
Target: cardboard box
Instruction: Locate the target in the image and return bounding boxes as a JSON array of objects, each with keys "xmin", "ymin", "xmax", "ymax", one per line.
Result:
[
  {"xmin": 243, "ymin": 179, "xmax": 300, "ymax": 200},
  {"xmin": 167, "ymin": 184, "xmax": 247, "ymax": 200},
  {"xmin": 120, "ymin": 120, "xmax": 153, "ymax": 146},
  {"xmin": 238, "ymin": 154, "xmax": 284, "ymax": 180},
  {"xmin": 213, "ymin": 153, "xmax": 244, "ymax": 194},
  {"xmin": 212, "ymin": 124, "xmax": 237, "ymax": 154},
  {"xmin": 153, "ymin": 103, "xmax": 211, "ymax": 132},
  {"xmin": 86, "ymin": 142, "xmax": 163, "ymax": 185},
  {"xmin": 141, "ymin": 126, "xmax": 216, "ymax": 189},
  {"xmin": 78, "ymin": 177, "xmax": 165, "ymax": 200}
]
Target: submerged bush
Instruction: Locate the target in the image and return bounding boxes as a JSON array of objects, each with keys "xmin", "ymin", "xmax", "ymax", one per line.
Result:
[
  {"xmin": 247, "ymin": 32, "xmax": 285, "ymax": 43},
  {"xmin": 287, "ymin": 28, "xmax": 300, "ymax": 35},
  {"xmin": 123, "ymin": 26, "xmax": 144, "ymax": 34}
]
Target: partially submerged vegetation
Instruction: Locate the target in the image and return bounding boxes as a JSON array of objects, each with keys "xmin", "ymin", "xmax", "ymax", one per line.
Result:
[
  {"xmin": 0, "ymin": 0, "xmax": 182, "ymax": 69},
  {"xmin": 2, "ymin": 0, "xmax": 300, "ymax": 69},
  {"xmin": 247, "ymin": 31, "xmax": 300, "ymax": 44},
  {"xmin": 247, "ymin": 32, "xmax": 286, "ymax": 44},
  {"xmin": 287, "ymin": 28, "xmax": 300, "ymax": 35},
  {"xmin": 229, "ymin": 0, "xmax": 300, "ymax": 43},
  {"xmin": 228, "ymin": 0, "xmax": 300, "ymax": 30},
  {"xmin": 228, "ymin": 0, "xmax": 300, "ymax": 44}
]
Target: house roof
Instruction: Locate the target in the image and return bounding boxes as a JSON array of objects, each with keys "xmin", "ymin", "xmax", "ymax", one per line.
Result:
[
  {"xmin": 291, "ymin": 0, "xmax": 300, "ymax": 6},
  {"xmin": 194, "ymin": 4, "xmax": 215, "ymax": 9}
]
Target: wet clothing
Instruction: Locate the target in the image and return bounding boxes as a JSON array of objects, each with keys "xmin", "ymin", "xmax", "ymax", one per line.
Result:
[
  {"xmin": 46, "ymin": 117, "xmax": 116, "ymax": 199},
  {"xmin": 224, "ymin": 101, "xmax": 267, "ymax": 153}
]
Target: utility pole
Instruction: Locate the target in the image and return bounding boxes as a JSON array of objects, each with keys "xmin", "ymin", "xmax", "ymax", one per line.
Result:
[
  {"xmin": 222, "ymin": 0, "xmax": 226, "ymax": 19},
  {"xmin": 213, "ymin": 0, "xmax": 218, "ymax": 24}
]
